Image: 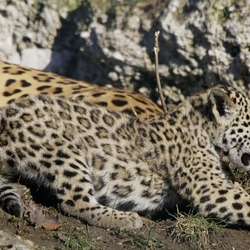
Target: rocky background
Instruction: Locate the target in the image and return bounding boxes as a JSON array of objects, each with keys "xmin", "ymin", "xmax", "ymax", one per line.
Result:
[
  {"xmin": 0, "ymin": 0, "xmax": 249, "ymax": 108},
  {"xmin": 0, "ymin": 1, "xmax": 250, "ymax": 248}
]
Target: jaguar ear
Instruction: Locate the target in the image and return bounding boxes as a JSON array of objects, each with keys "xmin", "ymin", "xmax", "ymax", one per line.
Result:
[
  {"xmin": 208, "ymin": 88, "xmax": 236, "ymax": 126},
  {"xmin": 212, "ymin": 80, "xmax": 231, "ymax": 87}
]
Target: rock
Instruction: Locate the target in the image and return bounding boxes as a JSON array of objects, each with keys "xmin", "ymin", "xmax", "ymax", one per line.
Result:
[
  {"xmin": 0, "ymin": 230, "xmax": 36, "ymax": 250},
  {"xmin": 0, "ymin": 0, "xmax": 249, "ymax": 105}
]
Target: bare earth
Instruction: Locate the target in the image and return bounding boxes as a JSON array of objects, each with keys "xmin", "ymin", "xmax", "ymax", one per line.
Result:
[{"xmin": 1, "ymin": 184, "xmax": 250, "ymax": 250}]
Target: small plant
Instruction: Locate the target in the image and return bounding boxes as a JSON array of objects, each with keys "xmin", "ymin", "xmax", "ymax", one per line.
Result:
[
  {"xmin": 110, "ymin": 222, "xmax": 163, "ymax": 249},
  {"xmin": 167, "ymin": 210, "xmax": 221, "ymax": 250},
  {"xmin": 64, "ymin": 226, "xmax": 97, "ymax": 250},
  {"xmin": 8, "ymin": 215, "xmax": 21, "ymax": 223}
]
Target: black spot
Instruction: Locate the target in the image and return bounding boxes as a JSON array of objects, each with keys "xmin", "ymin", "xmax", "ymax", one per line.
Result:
[
  {"xmin": 16, "ymin": 148, "xmax": 26, "ymax": 160},
  {"xmin": 205, "ymin": 204, "xmax": 216, "ymax": 212},
  {"xmin": 45, "ymin": 173, "xmax": 56, "ymax": 182},
  {"xmin": 37, "ymin": 85, "xmax": 51, "ymax": 91},
  {"xmin": 234, "ymin": 194, "xmax": 241, "ymax": 200},
  {"xmin": 63, "ymin": 170, "xmax": 78, "ymax": 177},
  {"xmin": 90, "ymin": 109, "xmax": 101, "ymax": 123},
  {"xmin": 111, "ymin": 99, "xmax": 128, "ymax": 107},
  {"xmin": 27, "ymin": 126, "xmax": 45, "ymax": 138},
  {"xmin": 62, "ymin": 182, "xmax": 72, "ymax": 190},
  {"xmin": 39, "ymin": 160, "xmax": 52, "ymax": 168},
  {"xmin": 7, "ymin": 159, "xmax": 16, "ymax": 167},
  {"xmin": 33, "ymin": 75, "xmax": 54, "ymax": 82},
  {"xmin": 65, "ymin": 200, "xmax": 75, "ymax": 206},
  {"xmin": 20, "ymin": 80, "xmax": 31, "ymax": 87},
  {"xmin": 74, "ymin": 186, "xmax": 83, "ymax": 192},
  {"xmin": 92, "ymin": 92, "xmax": 106, "ymax": 97},
  {"xmin": 111, "ymin": 172, "xmax": 118, "ymax": 180},
  {"xmin": 90, "ymin": 206, "xmax": 100, "ymax": 211},
  {"xmin": 73, "ymin": 194, "xmax": 82, "ymax": 201},
  {"xmin": 6, "ymin": 150, "xmax": 14, "ymax": 157},
  {"xmin": 133, "ymin": 96, "xmax": 148, "ymax": 105},
  {"xmin": 20, "ymin": 94, "xmax": 29, "ymax": 99},
  {"xmin": 241, "ymin": 153, "xmax": 250, "ymax": 166},
  {"xmin": 43, "ymin": 153, "xmax": 52, "ymax": 159},
  {"xmin": 219, "ymin": 207, "xmax": 227, "ymax": 213},
  {"xmin": 82, "ymin": 196, "xmax": 90, "ymax": 202},
  {"xmin": 5, "ymin": 107, "xmax": 19, "ymax": 117},
  {"xmin": 200, "ymin": 196, "xmax": 210, "ymax": 203},
  {"xmin": 5, "ymin": 79, "xmax": 16, "ymax": 87},
  {"xmin": 232, "ymin": 202, "xmax": 243, "ymax": 210},
  {"xmin": 54, "ymin": 160, "xmax": 64, "ymax": 165},
  {"xmin": 180, "ymin": 182, "xmax": 187, "ymax": 190},
  {"xmin": 30, "ymin": 144, "xmax": 42, "ymax": 151},
  {"xmin": 88, "ymin": 189, "xmax": 95, "ymax": 196},
  {"xmin": 9, "ymin": 121, "xmax": 22, "ymax": 129},
  {"xmin": 97, "ymin": 102, "xmax": 108, "ymax": 107},
  {"xmin": 116, "ymin": 201, "xmax": 136, "ymax": 211},
  {"xmin": 57, "ymin": 189, "xmax": 65, "ymax": 195},
  {"xmin": 149, "ymin": 130, "xmax": 163, "ymax": 143},
  {"xmin": 69, "ymin": 163, "xmax": 80, "ymax": 170},
  {"xmin": 134, "ymin": 106, "xmax": 144, "ymax": 114},
  {"xmin": 237, "ymin": 219, "xmax": 246, "ymax": 225},
  {"xmin": 51, "ymin": 133, "xmax": 59, "ymax": 139},
  {"xmin": 75, "ymin": 159, "xmax": 86, "ymax": 167},
  {"xmin": 57, "ymin": 150, "xmax": 70, "ymax": 159},
  {"xmin": 79, "ymin": 177, "xmax": 90, "ymax": 183},
  {"xmin": 114, "ymin": 93, "xmax": 125, "ymax": 97},
  {"xmin": 3, "ymin": 89, "xmax": 21, "ymax": 97},
  {"xmin": 218, "ymin": 189, "xmax": 228, "ymax": 195},
  {"xmin": 237, "ymin": 212, "xmax": 244, "ymax": 218},
  {"xmin": 103, "ymin": 114, "xmax": 115, "ymax": 126},
  {"xmin": 98, "ymin": 195, "xmax": 111, "ymax": 206},
  {"xmin": 141, "ymin": 179, "xmax": 151, "ymax": 186},
  {"xmin": 207, "ymin": 212, "xmax": 218, "ymax": 219},
  {"xmin": 215, "ymin": 197, "xmax": 227, "ymax": 203}
]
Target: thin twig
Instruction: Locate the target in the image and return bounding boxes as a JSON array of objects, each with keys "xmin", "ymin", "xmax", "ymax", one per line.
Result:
[{"xmin": 154, "ymin": 31, "xmax": 167, "ymax": 113}]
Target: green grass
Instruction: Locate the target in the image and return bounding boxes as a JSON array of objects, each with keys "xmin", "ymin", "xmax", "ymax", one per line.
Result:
[
  {"xmin": 167, "ymin": 210, "xmax": 221, "ymax": 250},
  {"xmin": 110, "ymin": 222, "xmax": 163, "ymax": 249},
  {"xmin": 64, "ymin": 227, "xmax": 97, "ymax": 250}
]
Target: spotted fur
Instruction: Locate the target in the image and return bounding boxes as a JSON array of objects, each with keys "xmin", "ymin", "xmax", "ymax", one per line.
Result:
[
  {"xmin": 1, "ymin": 85, "xmax": 250, "ymax": 229},
  {"xmin": 0, "ymin": 61, "xmax": 162, "ymax": 119}
]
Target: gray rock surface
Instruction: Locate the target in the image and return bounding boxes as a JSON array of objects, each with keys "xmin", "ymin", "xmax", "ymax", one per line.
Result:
[
  {"xmin": 0, "ymin": 0, "xmax": 249, "ymax": 107},
  {"xmin": 0, "ymin": 230, "xmax": 36, "ymax": 250}
]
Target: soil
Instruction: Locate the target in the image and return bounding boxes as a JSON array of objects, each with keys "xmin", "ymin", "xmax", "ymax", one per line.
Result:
[{"xmin": 1, "ymin": 185, "xmax": 250, "ymax": 250}]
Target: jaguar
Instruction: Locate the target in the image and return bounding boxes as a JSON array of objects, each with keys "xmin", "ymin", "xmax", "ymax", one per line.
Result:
[
  {"xmin": 0, "ymin": 60, "xmax": 163, "ymax": 119},
  {"xmin": 1, "ymin": 83, "xmax": 250, "ymax": 229}
]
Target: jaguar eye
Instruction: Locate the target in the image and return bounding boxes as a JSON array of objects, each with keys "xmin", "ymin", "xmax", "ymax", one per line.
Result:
[{"xmin": 241, "ymin": 153, "xmax": 250, "ymax": 166}]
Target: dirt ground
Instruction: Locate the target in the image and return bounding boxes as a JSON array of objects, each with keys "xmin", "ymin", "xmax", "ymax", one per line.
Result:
[{"xmin": 1, "ymin": 184, "xmax": 250, "ymax": 250}]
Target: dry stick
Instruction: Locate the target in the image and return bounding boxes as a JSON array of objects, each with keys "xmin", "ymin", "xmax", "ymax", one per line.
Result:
[{"xmin": 154, "ymin": 31, "xmax": 167, "ymax": 113}]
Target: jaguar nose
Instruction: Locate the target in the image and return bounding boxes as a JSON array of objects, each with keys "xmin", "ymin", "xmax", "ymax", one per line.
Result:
[{"xmin": 241, "ymin": 153, "xmax": 250, "ymax": 166}]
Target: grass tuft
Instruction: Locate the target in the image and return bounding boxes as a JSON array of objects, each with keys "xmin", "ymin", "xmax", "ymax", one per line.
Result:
[
  {"xmin": 110, "ymin": 222, "xmax": 163, "ymax": 249},
  {"xmin": 167, "ymin": 211, "xmax": 221, "ymax": 250},
  {"xmin": 64, "ymin": 226, "xmax": 97, "ymax": 250}
]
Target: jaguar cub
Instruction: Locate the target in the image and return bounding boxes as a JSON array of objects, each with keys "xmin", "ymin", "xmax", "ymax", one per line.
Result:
[{"xmin": 1, "ymin": 84, "xmax": 250, "ymax": 229}]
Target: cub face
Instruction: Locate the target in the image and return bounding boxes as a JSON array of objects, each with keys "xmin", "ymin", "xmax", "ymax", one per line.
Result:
[{"xmin": 209, "ymin": 87, "xmax": 250, "ymax": 171}]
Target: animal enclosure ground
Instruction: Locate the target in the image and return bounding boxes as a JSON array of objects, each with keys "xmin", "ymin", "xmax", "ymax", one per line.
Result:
[{"xmin": 1, "ymin": 185, "xmax": 250, "ymax": 250}]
